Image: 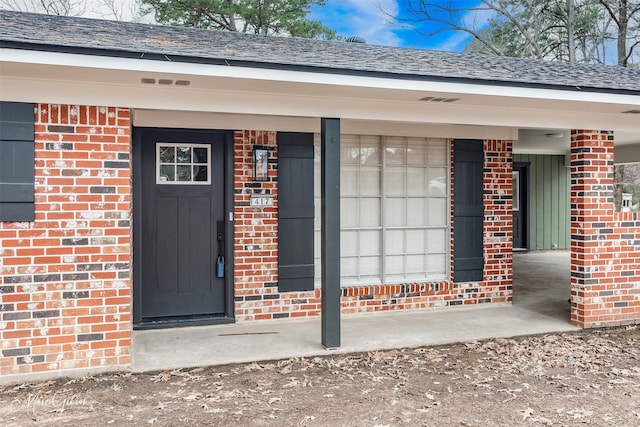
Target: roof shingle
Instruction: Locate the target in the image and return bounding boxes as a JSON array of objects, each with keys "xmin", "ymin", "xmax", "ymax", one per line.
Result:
[{"xmin": 1, "ymin": 10, "xmax": 639, "ymax": 93}]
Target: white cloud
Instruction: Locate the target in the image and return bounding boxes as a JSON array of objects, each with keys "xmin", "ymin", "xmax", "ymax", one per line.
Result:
[{"xmin": 310, "ymin": 0, "xmax": 403, "ymax": 46}]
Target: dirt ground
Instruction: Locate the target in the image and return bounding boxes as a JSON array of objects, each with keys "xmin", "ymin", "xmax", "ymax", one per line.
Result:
[{"xmin": 1, "ymin": 326, "xmax": 639, "ymax": 427}]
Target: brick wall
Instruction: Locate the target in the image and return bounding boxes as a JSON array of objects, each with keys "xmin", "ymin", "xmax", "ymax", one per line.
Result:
[
  {"xmin": 0, "ymin": 104, "xmax": 132, "ymax": 378},
  {"xmin": 570, "ymin": 130, "xmax": 640, "ymax": 328},
  {"xmin": 233, "ymin": 131, "xmax": 321, "ymax": 321}
]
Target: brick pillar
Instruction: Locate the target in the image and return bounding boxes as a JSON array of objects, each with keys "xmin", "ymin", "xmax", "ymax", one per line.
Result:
[
  {"xmin": 483, "ymin": 140, "xmax": 513, "ymax": 303},
  {"xmin": 570, "ymin": 130, "xmax": 614, "ymax": 327}
]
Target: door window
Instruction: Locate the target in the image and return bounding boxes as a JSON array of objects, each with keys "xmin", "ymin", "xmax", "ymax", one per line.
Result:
[{"xmin": 156, "ymin": 143, "xmax": 211, "ymax": 184}]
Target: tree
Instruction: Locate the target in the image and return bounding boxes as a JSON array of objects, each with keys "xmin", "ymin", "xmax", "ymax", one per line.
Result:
[
  {"xmin": 142, "ymin": 0, "xmax": 338, "ymax": 39},
  {"xmin": 0, "ymin": 0, "xmax": 86, "ymax": 15},
  {"xmin": 394, "ymin": 0, "xmax": 639, "ymax": 66},
  {"xmin": 599, "ymin": 0, "xmax": 640, "ymax": 66},
  {"xmin": 0, "ymin": 0, "xmax": 150, "ymax": 21}
]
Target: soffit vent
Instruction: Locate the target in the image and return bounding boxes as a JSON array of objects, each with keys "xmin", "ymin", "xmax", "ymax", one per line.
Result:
[
  {"xmin": 141, "ymin": 78, "xmax": 191, "ymax": 87},
  {"xmin": 420, "ymin": 96, "xmax": 461, "ymax": 103}
]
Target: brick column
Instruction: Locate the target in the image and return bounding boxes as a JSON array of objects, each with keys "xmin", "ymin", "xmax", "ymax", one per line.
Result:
[
  {"xmin": 570, "ymin": 130, "xmax": 613, "ymax": 327},
  {"xmin": 482, "ymin": 140, "xmax": 513, "ymax": 303},
  {"xmin": 570, "ymin": 130, "xmax": 640, "ymax": 328}
]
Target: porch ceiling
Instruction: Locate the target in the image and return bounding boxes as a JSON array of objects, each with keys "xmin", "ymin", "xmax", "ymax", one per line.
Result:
[{"xmin": 1, "ymin": 48, "xmax": 639, "ymax": 150}]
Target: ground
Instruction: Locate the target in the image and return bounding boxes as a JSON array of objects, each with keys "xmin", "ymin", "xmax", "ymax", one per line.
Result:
[{"xmin": 1, "ymin": 326, "xmax": 639, "ymax": 426}]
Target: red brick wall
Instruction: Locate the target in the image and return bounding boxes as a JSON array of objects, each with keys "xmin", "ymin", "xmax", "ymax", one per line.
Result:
[
  {"xmin": 570, "ymin": 130, "xmax": 640, "ymax": 328},
  {"xmin": 233, "ymin": 131, "xmax": 321, "ymax": 321},
  {"xmin": 1, "ymin": 104, "xmax": 132, "ymax": 377}
]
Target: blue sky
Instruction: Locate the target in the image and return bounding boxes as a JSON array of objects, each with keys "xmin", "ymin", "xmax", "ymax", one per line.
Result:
[{"xmin": 309, "ymin": 0, "xmax": 492, "ymax": 51}]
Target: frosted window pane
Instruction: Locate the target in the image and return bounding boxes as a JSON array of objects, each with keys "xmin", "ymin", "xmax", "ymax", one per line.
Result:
[
  {"xmin": 360, "ymin": 256, "xmax": 380, "ymax": 277},
  {"xmin": 428, "ymin": 168, "xmax": 447, "ymax": 196},
  {"xmin": 407, "ymin": 168, "xmax": 427, "ymax": 196},
  {"xmin": 385, "ymin": 137, "xmax": 406, "ymax": 165},
  {"xmin": 407, "ymin": 139, "xmax": 427, "ymax": 166},
  {"xmin": 341, "ymin": 231, "xmax": 358, "ymax": 256},
  {"xmin": 386, "ymin": 168, "xmax": 406, "ymax": 196},
  {"xmin": 315, "ymin": 261, "xmax": 321, "ymax": 282},
  {"xmin": 341, "ymin": 136, "xmax": 360, "ymax": 164},
  {"xmin": 314, "ymin": 202, "xmax": 321, "ymax": 229},
  {"xmin": 342, "ymin": 257, "xmax": 358, "ymax": 278},
  {"xmin": 314, "ymin": 165, "xmax": 320, "ymax": 195},
  {"xmin": 428, "ymin": 198, "xmax": 447, "ymax": 226},
  {"xmin": 314, "ymin": 230, "xmax": 321, "ymax": 256},
  {"xmin": 341, "ymin": 167, "xmax": 359, "ymax": 196},
  {"xmin": 407, "ymin": 255, "xmax": 426, "ymax": 274},
  {"xmin": 360, "ymin": 230, "xmax": 380, "ymax": 255},
  {"xmin": 341, "ymin": 199, "xmax": 359, "ymax": 228},
  {"xmin": 360, "ymin": 136, "xmax": 381, "ymax": 165},
  {"xmin": 427, "ymin": 254, "xmax": 447, "ymax": 274},
  {"xmin": 407, "ymin": 198, "xmax": 426, "ymax": 226},
  {"xmin": 385, "ymin": 229, "xmax": 404, "ymax": 255},
  {"xmin": 385, "ymin": 198, "xmax": 406, "ymax": 227},
  {"xmin": 385, "ymin": 256, "xmax": 403, "ymax": 275},
  {"xmin": 360, "ymin": 198, "xmax": 381, "ymax": 226},
  {"xmin": 428, "ymin": 140, "xmax": 447, "ymax": 166},
  {"xmin": 406, "ymin": 229, "xmax": 425, "ymax": 253},
  {"xmin": 360, "ymin": 169, "xmax": 381, "ymax": 196},
  {"xmin": 427, "ymin": 229, "xmax": 446, "ymax": 253}
]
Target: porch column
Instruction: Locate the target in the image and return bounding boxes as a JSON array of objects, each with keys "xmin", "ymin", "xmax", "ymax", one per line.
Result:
[
  {"xmin": 570, "ymin": 130, "xmax": 614, "ymax": 328},
  {"xmin": 321, "ymin": 118, "xmax": 341, "ymax": 348}
]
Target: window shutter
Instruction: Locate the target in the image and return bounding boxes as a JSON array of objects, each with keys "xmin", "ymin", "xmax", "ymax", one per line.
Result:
[
  {"xmin": 0, "ymin": 102, "xmax": 35, "ymax": 222},
  {"xmin": 277, "ymin": 132, "xmax": 315, "ymax": 292},
  {"xmin": 453, "ymin": 139, "xmax": 484, "ymax": 282}
]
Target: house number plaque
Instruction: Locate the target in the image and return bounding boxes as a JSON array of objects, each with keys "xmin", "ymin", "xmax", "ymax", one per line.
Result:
[{"xmin": 250, "ymin": 195, "xmax": 274, "ymax": 208}]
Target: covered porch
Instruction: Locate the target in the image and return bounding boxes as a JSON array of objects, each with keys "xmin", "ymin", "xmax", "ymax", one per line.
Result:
[{"xmin": 133, "ymin": 251, "xmax": 576, "ymax": 372}]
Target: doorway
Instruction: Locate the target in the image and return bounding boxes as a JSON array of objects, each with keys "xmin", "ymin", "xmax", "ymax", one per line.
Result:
[
  {"xmin": 513, "ymin": 162, "xmax": 528, "ymax": 250},
  {"xmin": 133, "ymin": 128, "xmax": 234, "ymax": 328}
]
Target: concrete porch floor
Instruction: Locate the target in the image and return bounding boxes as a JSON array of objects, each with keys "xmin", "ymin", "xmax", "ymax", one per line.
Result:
[{"xmin": 133, "ymin": 250, "xmax": 576, "ymax": 372}]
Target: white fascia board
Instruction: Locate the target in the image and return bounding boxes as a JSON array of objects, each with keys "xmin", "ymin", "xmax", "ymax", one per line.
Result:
[{"xmin": 2, "ymin": 48, "xmax": 639, "ymax": 107}]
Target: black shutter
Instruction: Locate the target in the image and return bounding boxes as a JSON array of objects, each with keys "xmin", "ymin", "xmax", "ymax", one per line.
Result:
[
  {"xmin": 0, "ymin": 102, "xmax": 35, "ymax": 222},
  {"xmin": 277, "ymin": 132, "xmax": 315, "ymax": 292},
  {"xmin": 453, "ymin": 139, "xmax": 484, "ymax": 282}
]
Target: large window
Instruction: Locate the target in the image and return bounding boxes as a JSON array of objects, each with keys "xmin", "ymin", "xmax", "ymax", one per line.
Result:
[{"xmin": 314, "ymin": 135, "xmax": 449, "ymax": 285}]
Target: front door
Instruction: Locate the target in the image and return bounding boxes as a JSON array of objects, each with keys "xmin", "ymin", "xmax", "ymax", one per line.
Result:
[
  {"xmin": 513, "ymin": 163, "xmax": 528, "ymax": 250},
  {"xmin": 134, "ymin": 128, "xmax": 231, "ymax": 326}
]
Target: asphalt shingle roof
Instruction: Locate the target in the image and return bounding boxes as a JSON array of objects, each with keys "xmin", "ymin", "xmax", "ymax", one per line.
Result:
[{"xmin": 1, "ymin": 10, "xmax": 639, "ymax": 94}]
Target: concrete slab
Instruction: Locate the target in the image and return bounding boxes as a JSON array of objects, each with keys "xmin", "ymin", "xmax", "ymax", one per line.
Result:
[
  {"xmin": 133, "ymin": 250, "xmax": 577, "ymax": 373},
  {"xmin": 133, "ymin": 304, "xmax": 578, "ymax": 372}
]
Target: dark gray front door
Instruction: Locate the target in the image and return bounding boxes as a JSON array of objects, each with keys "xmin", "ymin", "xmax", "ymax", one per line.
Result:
[
  {"xmin": 513, "ymin": 163, "xmax": 528, "ymax": 250},
  {"xmin": 137, "ymin": 129, "xmax": 226, "ymax": 322}
]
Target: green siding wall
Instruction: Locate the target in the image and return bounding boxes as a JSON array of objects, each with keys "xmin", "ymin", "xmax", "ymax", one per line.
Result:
[{"xmin": 514, "ymin": 154, "xmax": 570, "ymax": 250}]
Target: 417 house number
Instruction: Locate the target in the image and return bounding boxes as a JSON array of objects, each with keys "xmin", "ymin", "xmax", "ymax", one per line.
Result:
[{"xmin": 250, "ymin": 195, "xmax": 274, "ymax": 208}]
